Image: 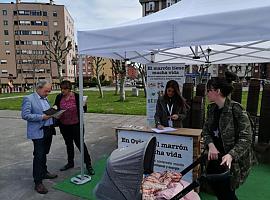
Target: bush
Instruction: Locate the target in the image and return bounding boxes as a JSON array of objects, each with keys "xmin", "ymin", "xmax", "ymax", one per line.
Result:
[
  {"xmin": 102, "ymin": 80, "xmax": 112, "ymax": 86},
  {"xmin": 89, "ymin": 77, "xmax": 98, "ymax": 87}
]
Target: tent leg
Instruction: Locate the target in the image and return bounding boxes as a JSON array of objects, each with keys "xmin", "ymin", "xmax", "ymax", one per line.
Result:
[{"xmin": 71, "ymin": 54, "xmax": 91, "ymax": 185}]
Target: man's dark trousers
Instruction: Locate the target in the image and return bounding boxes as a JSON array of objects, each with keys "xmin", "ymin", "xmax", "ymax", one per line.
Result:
[{"xmin": 32, "ymin": 127, "xmax": 53, "ymax": 184}]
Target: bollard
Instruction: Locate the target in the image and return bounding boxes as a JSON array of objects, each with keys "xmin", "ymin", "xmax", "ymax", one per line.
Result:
[
  {"xmin": 258, "ymin": 84, "xmax": 270, "ymax": 143},
  {"xmin": 231, "ymin": 82, "xmax": 242, "ymax": 103},
  {"xmin": 191, "ymin": 96, "xmax": 204, "ymax": 129},
  {"xmin": 246, "ymin": 79, "xmax": 260, "ymax": 116},
  {"xmin": 132, "ymin": 87, "xmax": 139, "ymax": 97},
  {"xmin": 196, "ymin": 83, "xmax": 206, "ymax": 97},
  {"xmin": 182, "ymin": 83, "xmax": 194, "ymax": 128},
  {"xmin": 182, "ymin": 83, "xmax": 194, "ymax": 102}
]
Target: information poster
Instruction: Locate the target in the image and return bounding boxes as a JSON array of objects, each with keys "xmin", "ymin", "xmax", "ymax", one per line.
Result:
[
  {"xmin": 117, "ymin": 130, "xmax": 193, "ymax": 182},
  {"xmin": 146, "ymin": 63, "xmax": 185, "ymax": 126}
]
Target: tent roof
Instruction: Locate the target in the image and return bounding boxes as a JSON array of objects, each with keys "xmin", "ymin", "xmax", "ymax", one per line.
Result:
[{"xmin": 78, "ymin": 0, "xmax": 270, "ymax": 64}]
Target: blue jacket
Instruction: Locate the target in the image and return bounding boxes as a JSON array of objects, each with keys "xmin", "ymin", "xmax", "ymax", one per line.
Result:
[{"xmin": 21, "ymin": 93, "xmax": 47, "ymax": 139}]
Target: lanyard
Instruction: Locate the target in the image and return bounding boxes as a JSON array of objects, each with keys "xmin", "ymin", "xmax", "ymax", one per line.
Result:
[
  {"xmin": 167, "ymin": 104, "xmax": 173, "ymax": 127},
  {"xmin": 167, "ymin": 104, "xmax": 173, "ymax": 116}
]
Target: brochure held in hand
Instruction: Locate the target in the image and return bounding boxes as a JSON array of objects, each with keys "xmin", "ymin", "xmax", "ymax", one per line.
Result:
[{"xmin": 43, "ymin": 107, "xmax": 65, "ymax": 118}]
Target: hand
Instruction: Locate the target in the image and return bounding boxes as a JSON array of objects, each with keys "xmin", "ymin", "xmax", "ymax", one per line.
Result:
[
  {"xmin": 42, "ymin": 114, "xmax": 51, "ymax": 120},
  {"xmin": 157, "ymin": 125, "xmax": 164, "ymax": 130},
  {"xmin": 171, "ymin": 114, "xmax": 179, "ymax": 120},
  {"xmin": 208, "ymin": 143, "xmax": 220, "ymax": 160},
  {"xmin": 221, "ymin": 154, "xmax": 233, "ymax": 169}
]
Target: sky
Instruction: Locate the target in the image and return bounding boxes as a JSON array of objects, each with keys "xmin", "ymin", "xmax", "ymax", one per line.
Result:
[{"xmin": 0, "ymin": 0, "xmax": 142, "ymax": 30}]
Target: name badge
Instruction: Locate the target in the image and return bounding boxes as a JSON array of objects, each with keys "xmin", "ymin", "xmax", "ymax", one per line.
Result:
[{"xmin": 168, "ymin": 119, "xmax": 173, "ymax": 127}]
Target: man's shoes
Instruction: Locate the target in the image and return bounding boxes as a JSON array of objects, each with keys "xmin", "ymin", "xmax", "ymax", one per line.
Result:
[
  {"xmin": 35, "ymin": 183, "xmax": 48, "ymax": 194},
  {"xmin": 44, "ymin": 172, "xmax": 58, "ymax": 179},
  {"xmin": 86, "ymin": 165, "xmax": 95, "ymax": 175},
  {"xmin": 60, "ymin": 163, "xmax": 74, "ymax": 171}
]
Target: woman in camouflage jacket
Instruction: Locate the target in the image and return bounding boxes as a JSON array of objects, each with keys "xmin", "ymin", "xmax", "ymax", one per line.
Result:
[{"xmin": 202, "ymin": 72, "xmax": 253, "ymax": 200}]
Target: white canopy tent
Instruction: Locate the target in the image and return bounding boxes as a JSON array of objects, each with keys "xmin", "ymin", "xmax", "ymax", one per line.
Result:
[
  {"xmin": 75, "ymin": 0, "xmax": 270, "ymax": 183},
  {"xmin": 78, "ymin": 0, "xmax": 270, "ymax": 64}
]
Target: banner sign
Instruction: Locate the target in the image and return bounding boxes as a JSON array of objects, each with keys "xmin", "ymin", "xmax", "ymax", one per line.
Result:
[
  {"xmin": 117, "ymin": 130, "xmax": 193, "ymax": 182},
  {"xmin": 146, "ymin": 63, "xmax": 185, "ymax": 126}
]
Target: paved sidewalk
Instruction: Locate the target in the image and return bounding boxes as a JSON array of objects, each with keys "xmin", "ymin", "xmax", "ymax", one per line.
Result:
[{"xmin": 0, "ymin": 110, "xmax": 146, "ymax": 200}]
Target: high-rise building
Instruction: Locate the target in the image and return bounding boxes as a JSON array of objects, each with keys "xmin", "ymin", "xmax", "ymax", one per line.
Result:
[
  {"xmin": 139, "ymin": 0, "xmax": 181, "ymax": 16},
  {"xmin": 0, "ymin": 0, "xmax": 75, "ymax": 86}
]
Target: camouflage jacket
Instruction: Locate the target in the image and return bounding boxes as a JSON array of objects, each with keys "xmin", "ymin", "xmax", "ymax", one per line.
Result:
[
  {"xmin": 154, "ymin": 96, "xmax": 187, "ymax": 128},
  {"xmin": 202, "ymin": 98, "xmax": 253, "ymax": 189}
]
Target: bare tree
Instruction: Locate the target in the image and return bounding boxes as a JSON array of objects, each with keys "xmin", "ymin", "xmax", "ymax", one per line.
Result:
[
  {"xmin": 43, "ymin": 31, "xmax": 72, "ymax": 82},
  {"xmin": 118, "ymin": 61, "xmax": 127, "ymax": 102},
  {"xmin": 110, "ymin": 59, "xmax": 121, "ymax": 95},
  {"xmin": 198, "ymin": 64, "xmax": 211, "ymax": 83},
  {"xmin": 228, "ymin": 65, "xmax": 242, "ymax": 74},
  {"xmin": 244, "ymin": 65, "xmax": 254, "ymax": 79},
  {"xmin": 93, "ymin": 57, "xmax": 106, "ymax": 98},
  {"xmin": 132, "ymin": 62, "xmax": 147, "ymax": 97}
]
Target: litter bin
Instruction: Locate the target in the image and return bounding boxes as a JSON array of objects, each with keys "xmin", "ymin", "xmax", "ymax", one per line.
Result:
[{"xmin": 132, "ymin": 87, "xmax": 139, "ymax": 96}]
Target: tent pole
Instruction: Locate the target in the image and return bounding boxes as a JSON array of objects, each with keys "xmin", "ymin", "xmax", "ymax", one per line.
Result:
[
  {"xmin": 70, "ymin": 54, "xmax": 91, "ymax": 184},
  {"xmin": 78, "ymin": 54, "xmax": 85, "ymax": 179}
]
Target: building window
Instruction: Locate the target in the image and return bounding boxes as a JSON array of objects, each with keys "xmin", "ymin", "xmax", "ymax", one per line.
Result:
[
  {"xmin": 17, "ymin": 20, "xmax": 31, "ymax": 25},
  {"xmin": 44, "ymin": 31, "xmax": 49, "ymax": 36},
  {"xmin": 2, "ymin": 70, "xmax": 8, "ymax": 74},
  {"xmin": 62, "ymin": 69, "xmax": 66, "ymax": 73},
  {"xmin": 146, "ymin": 2, "xmax": 155, "ymax": 11},
  {"xmin": 2, "ymin": 10, "xmax": 7, "ymax": 15},
  {"xmin": 4, "ymin": 41, "xmax": 9, "ymax": 45},
  {"xmin": 53, "ymin": 21, "xmax": 58, "ymax": 26},
  {"xmin": 31, "ymin": 21, "xmax": 42, "ymax": 26},
  {"xmin": 4, "ymin": 30, "xmax": 9, "ymax": 35},
  {"xmin": 53, "ymin": 11, "xmax": 57, "ymax": 17},
  {"xmin": 43, "ymin": 11, "xmax": 47, "ymax": 16},
  {"xmin": 0, "ymin": 60, "xmax": 7, "ymax": 64},
  {"xmin": 5, "ymin": 50, "xmax": 11, "ymax": 55},
  {"xmin": 167, "ymin": 0, "xmax": 177, "ymax": 7},
  {"xmin": 44, "ymin": 21, "xmax": 48, "ymax": 26},
  {"xmin": 3, "ymin": 20, "xmax": 8, "ymax": 25}
]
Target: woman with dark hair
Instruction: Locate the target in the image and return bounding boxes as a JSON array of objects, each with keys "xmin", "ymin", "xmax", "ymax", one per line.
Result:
[
  {"xmin": 202, "ymin": 71, "xmax": 252, "ymax": 200},
  {"xmin": 54, "ymin": 80, "xmax": 95, "ymax": 175},
  {"xmin": 154, "ymin": 80, "xmax": 188, "ymax": 129}
]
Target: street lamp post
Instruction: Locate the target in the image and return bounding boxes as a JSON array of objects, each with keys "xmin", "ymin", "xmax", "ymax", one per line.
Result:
[{"xmin": 72, "ymin": 56, "xmax": 77, "ymax": 89}]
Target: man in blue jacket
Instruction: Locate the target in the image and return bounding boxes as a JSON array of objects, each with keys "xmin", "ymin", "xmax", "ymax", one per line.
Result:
[{"xmin": 21, "ymin": 80, "xmax": 57, "ymax": 194}]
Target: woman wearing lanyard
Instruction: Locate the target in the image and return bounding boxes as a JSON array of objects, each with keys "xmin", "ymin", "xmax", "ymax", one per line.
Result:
[{"xmin": 154, "ymin": 80, "xmax": 188, "ymax": 129}]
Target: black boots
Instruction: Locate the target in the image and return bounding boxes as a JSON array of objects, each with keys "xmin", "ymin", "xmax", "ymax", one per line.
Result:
[
  {"xmin": 60, "ymin": 163, "xmax": 74, "ymax": 171},
  {"xmin": 86, "ymin": 165, "xmax": 95, "ymax": 175}
]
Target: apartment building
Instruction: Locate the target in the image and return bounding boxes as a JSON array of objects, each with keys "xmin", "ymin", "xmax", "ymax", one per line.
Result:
[
  {"xmin": 0, "ymin": 0, "xmax": 75, "ymax": 85},
  {"xmin": 139, "ymin": 0, "xmax": 181, "ymax": 16}
]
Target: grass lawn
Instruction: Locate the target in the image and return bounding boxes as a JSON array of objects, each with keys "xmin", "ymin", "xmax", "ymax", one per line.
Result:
[
  {"xmin": 0, "ymin": 90, "xmax": 261, "ymax": 115},
  {"xmin": 0, "ymin": 90, "xmax": 147, "ymax": 115}
]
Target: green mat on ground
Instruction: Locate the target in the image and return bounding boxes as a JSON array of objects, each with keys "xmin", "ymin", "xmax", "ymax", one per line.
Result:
[
  {"xmin": 54, "ymin": 158, "xmax": 270, "ymax": 200},
  {"xmin": 53, "ymin": 157, "xmax": 107, "ymax": 200}
]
